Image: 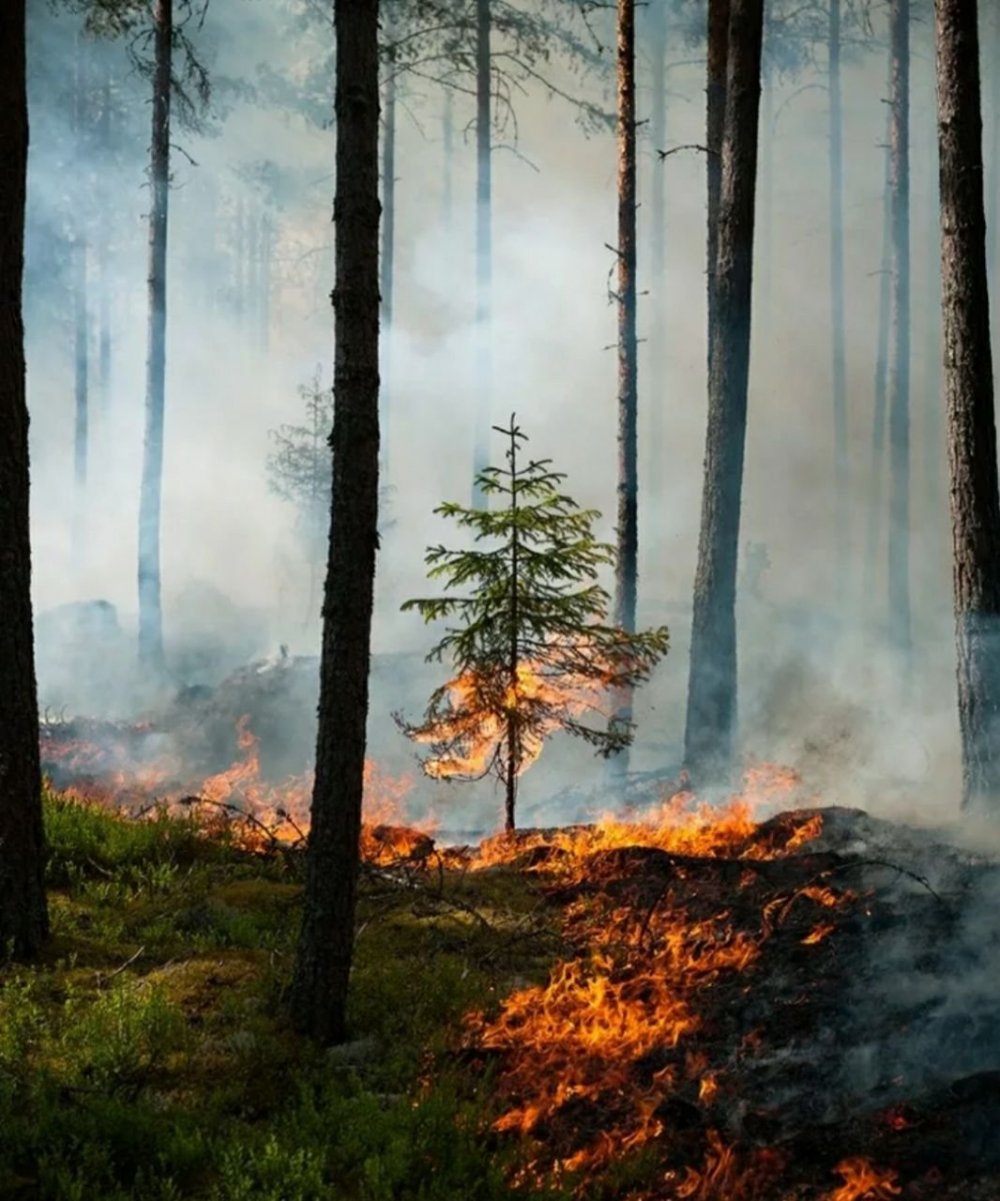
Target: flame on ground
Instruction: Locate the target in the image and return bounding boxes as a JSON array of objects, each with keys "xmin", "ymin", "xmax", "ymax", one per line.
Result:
[{"xmin": 825, "ymin": 1158, "xmax": 902, "ymax": 1201}]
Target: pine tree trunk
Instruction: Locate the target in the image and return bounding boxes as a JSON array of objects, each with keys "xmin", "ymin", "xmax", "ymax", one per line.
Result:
[
  {"xmin": 646, "ymin": 2, "xmax": 667, "ymax": 503},
  {"xmin": 706, "ymin": 0, "xmax": 731, "ymax": 359},
  {"xmin": 290, "ymin": 0, "xmax": 381, "ymax": 1045},
  {"xmin": 380, "ymin": 45, "xmax": 396, "ymax": 478},
  {"xmin": 829, "ymin": 0, "xmax": 848, "ymax": 590},
  {"xmin": 935, "ymin": 0, "xmax": 1000, "ymax": 812},
  {"xmin": 73, "ymin": 234, "xmax": 88, "ymax": 563},
  {"xmin": 442, "ymin": 88, "xmax": 454, "ymax": 226},
  {"xmin": 506, "ymin": 433, "xmax": 520, "ymax": 832},
  {"xmin": 923, "ymin": 117, "xmax": 942, "ymax": 583},
  {"xmin": 0, "ymin": 0, "xmax": 49, "ymax": 961},
  {"xmin": 684, "ymin": 0, "xmax": 764, "ymax": 781},
  {"xmin": 888, "ymin": 0, "xmax": 911, "ymax": 660},
  {"xmin": 613, "ymin": 0, "xmax": 638, "ymax": 774},
  {"xmin": 987, "ymin": 7, "xmax": 999, "ymax": 301},
  {"xmin": 472, "ymin": 0, "xmax": 492, "ymax": 503},
  {"xmin": 98, "ymin": 71, "xmax": 112, "ymax": 414},
  {"xmin": 863, "ymin": 122, "xmax": 892, "ymax": 603},
  {"xmin": 137, "ymin": 0, "xmax": 171, "ymax": 674},
  {"xmin": 260, "ymin": 211, "xmax": 272, "ymax": 352}
]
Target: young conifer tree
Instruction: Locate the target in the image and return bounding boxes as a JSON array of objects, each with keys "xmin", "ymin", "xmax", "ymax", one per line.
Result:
[{"xmin": 399, "ymin": 416, "xmax": 669, "ymax": 832}]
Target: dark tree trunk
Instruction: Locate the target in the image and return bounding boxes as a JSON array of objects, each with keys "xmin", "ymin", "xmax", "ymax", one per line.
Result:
[
  {"xmin": 988, "ymin": 7, "xmax": 999, "ymax": 303},
  {"xmin": 646, "ymin": 1, "xmax": 668, "ymax": 500},
  {"xmin": 863, "ymin": 117, "xmax": 892, "ymax": 602},
  {"xmin": 506, "ymin": 430, "xmax": 520, "ymax": 832},
  {"xmin": 0, "ymin": 0, "xmax": 49, "ymax": 961},
  {"xmin": 684, "ymin": 0, "xmax": 764, "ymax": 781},
  {"xmin": 612, "ymin": 0, "xmax": 638, "ymax": 774},
  {"xmin": 290, "ymin": 0, "xmax": 381, "ymax": 1044},
  {"xmin": 472, "ymin": 0, "xmax": 492, "ymax": 503},
  {"xmin": 98, "ymin": 73, "xmax": 112, "ymax": 413},
  {"xmin": 888, "ymin": 0, "xmax": 911, "ymax": 660},
  {"xmin": 137, "ymin": 0, "xmax": 171, "ymax": 674},
  {"xmin": 935, "ymin": 0, "xmax": 1000, "ymax": 812},
  {"xmin": 380, "ymin": 44, "xmax": 396, "ymax": 477},
  {"xmin": 829, "ymin": 0, "xmax": 848, "ymax": 589},
  {"xmin": 706, "ymin": 0, "xmax": 731, "ymax": 359}
]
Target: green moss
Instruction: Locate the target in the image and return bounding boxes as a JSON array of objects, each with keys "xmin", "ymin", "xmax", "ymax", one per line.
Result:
[{"xmin": 0, "ymin": 794, "xmax": 566, "ymax": 1200}]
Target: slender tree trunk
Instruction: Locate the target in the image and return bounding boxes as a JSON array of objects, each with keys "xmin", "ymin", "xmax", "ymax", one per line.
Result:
[
  {"xmin": 506, "ymin": 425, "xmax": 520, "ymax": 831},
  {"xmin": 472, "ymin": 0, "xmax": 492, "ymax": 503},
  {"xmin": 137, "ymin": 0, "xmax": 171, "ymax": 674},
  {"xmin": 757, "ymin": 58, "xmax": 773, "ymax": 327},
  {"xmin": 0, "ymin": 0, "xmax": 49, "ymax": 961},
  {"xmin": 646, "ymin": 2, "xmax": 668, "ymax": 504},
  {"xmin": 706, "ymin": 0, "xmax": 731, "ymax": 360},
  {"xmin": 888, "ymin": 0, "xmax": 911, "ymax": 660},
  {"xmin": 612, "ymin": 0, "xmax": 638, "ymax": 775},
  {"xmin": 923, "ymin": 113, "xmax": 942, "ymax": 589},
  {"xmin": 73, "ymin": 235, "xmax": 88, "ymax": 558},
  {"xmin": 987, "ymin": 7, "xmax": 999, "ymax": 302},
  {"xmin": 442, "ymin": 87, "xmax": 454, "ymax": 227},
  {"xmin": 260, "ymin": 210, "xmax": 272, "ymax": 352},
  {"xmin": 684, "ymin": 0, "xmax": 764, "ymax": 781},
  {"xmin": 863, "ymin": 121, "xmax": 892, "ymax": 604},
  {"xmin": 290, "ymin": 0, "xmax": 381, "ymax": 1045},
  {"xmin": 98, "ymin": 71, "xmax": 112, "ymax": 414},
  {"xmin": 380, "ymin": 43, "xmax": 396, "ymax": 479},
  {"xmin": 935, "ymin": 0, "xmax": 1000, "ymax": 812},
  {"xmin": 829, "ymin": 0, "xmax": 848, "ymax": 590}
]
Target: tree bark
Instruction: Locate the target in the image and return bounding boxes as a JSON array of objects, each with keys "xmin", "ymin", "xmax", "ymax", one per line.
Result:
[
  {"xmin": 0, "ymin": 0, "xmax": 49, "ymax": 961},
  {"xmin": 646, "ymin": 1, "xmax": 667, "ymax": 489},
  {"xmin": 684, "ymin": 0, "xmax": 764, "ymax": 781},
  {"xmin": 888, "ymin": 0, "xmax": 911, "ymax": 661},
  {"xmin": 380, "ymin": 40, "xmax": 396, "ymax": 479},
  {"xmin": 706, "ymin": 0, "xmax": 731, "ymax": 362},
  {"xmin": 137, "ymin": 0, "xmax": 171, "ymax": 674},
  {"xmin": 290, "ymin": 0, "xmax": 381, "ymax": 1044},
  {"xmin": 829, "ymin": 0, "xmax": 848, "ymax": 591},
  {"xmin": 472, "ymin": 0, "xmax": 492, "ymax": 504},
  {"xmin": 506, "ymin": 423, "xmax": 520, "ymax": 832},
  {"xmin": 612, "ymin": 0, "xmax": 638, "ymax": 775},
  {"xmin": 935, "ymin": 0, "xmax": 1000, "ymax": 812},
  {"xmin": 863, "ymin": 113, "xmax": 892, "ymax": 603}
]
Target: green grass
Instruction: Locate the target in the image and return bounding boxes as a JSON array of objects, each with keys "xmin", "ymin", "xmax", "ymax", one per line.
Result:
[{"xmin": 0, "ymin": 791, "xmax": 567, "ymax": 1201}]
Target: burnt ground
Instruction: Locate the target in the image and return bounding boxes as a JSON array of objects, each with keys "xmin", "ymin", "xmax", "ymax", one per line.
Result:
[{"xmin": 450, "ymin": 808, "xmax": 1000, "ymax": 1200}]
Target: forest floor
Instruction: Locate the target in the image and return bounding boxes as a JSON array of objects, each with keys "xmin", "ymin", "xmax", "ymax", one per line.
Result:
[{"xmin": 3, "ymin": 791, "xmax": 1000, "ymax": 1201}]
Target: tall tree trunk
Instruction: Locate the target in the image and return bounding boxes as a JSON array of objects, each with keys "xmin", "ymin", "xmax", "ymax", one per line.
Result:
[
  {"xmin": 706, "ymin": 0, "xmax": 731, "ymax": 359},
  {"xmin": 757, "ymin": 57, "xmax": 773, "ymax": 327},
  {"xmin": 829, "ymin": 0, "xmax": 848, "ymax": 591},
  {"xmin": 612, "ymin": 0, "xmax": 638, "ymax": 776},
  {"xmin": 506, "ymin": 424, "xmax": 520, "ymax": 832},
  {"xmin": 888, "ymin": 0, "xmax": 911, "ymax": 660},
  {"xmin": 684, "ymin": 0, "xmax": 764, "ymax": 781},
  {"xmin": 137, "ymin": 0, "xmax": 171, "ymax": 673},
  {"xmin": 260, "ymin": 210, "xmax": 272, "ymax": 352},
  {"xmin": 987, "ymin": 7, "xmax": 999, "ymax": 304},
  {"xmin": 863, "ymin": 120, "xmax": 892, "ymax": 603},
  {"xmin": 935, "ymin": 0, "xmax": 1000, "ymax": 811},
  {"xmin": 923, "ymin": 114, "xmax": 942, "ymax": 591},
  {"xmin": 646, "ymin": 2, "xmax": 668, "ymax": 504},
  {"xmin": 0, "ymin": 0, "xmax": 49, "ymax": 961},
  {"xmin": 442, "ymin": 87, "xmax": 454, "ymax": 226},
  {"xmin": 73, "ymin": 235, "xmax": 88, "ymax": 563},
  {"xmin": 380, "ymin": 43, "xmax": 396, "ymax": 478},
  {"xmin": 98, "ymin": 71, "xmax": 112, "ymax": 414},
  {"xmin": 472, "ymin": 0, "xmax": 492, "ymax": 503},
  {"xmin": 290, "ymin": 0, "xmax": 381, "ymax": 1045}
]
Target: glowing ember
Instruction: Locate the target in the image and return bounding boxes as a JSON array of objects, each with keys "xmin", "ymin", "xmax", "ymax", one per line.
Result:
[{"xmin": 826, "ymin": 1158, "xmax": 902, "ymax": 1201}]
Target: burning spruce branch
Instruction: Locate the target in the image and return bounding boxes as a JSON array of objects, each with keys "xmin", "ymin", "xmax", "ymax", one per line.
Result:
[{"xmin": 397, "ymin": 414, "xmax": 668, "ymax": 832}]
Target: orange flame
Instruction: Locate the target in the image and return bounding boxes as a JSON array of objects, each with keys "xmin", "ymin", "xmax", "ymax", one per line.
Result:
[{"xmin": 826, "ymin": 1158, "xmax": 902, "ymax": 1201}]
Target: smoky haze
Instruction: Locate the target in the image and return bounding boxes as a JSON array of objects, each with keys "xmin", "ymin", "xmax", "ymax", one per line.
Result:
[{"xmin": 21, "ymin": 0, "xmax": 998, "ymax": 836}]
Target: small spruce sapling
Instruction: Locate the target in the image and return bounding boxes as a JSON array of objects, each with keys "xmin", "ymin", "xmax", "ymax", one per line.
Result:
[{"xmin": 397, "ymin": 415, "xmax": 669, "ymax": 832}]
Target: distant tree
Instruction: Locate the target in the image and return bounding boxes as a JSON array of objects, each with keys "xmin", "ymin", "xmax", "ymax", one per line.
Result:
[
  {"xmin": 0, "ymin": 0, "xmax": 49, "ymax": 959},
  {"xmin": 289, "ymin": 0, "xmax": 382, "ymax": 1045},
  {"xmin": 267, "ymin": 369, "xmax": 334, "ymax": 566},
  {"xmin": 397, "ymin": 416, "xmax": 669, "ymax": 832},
  {"xmin": 684, "ymin": 0, "xmax": 764, "ymax": 781},
  {"xmin": 887, "ymin": 0, "xmax": 911, "ymax": 661},
  {"xmin": 934, "ymin": 0, "xmax": 1000, "ymax": 811}
]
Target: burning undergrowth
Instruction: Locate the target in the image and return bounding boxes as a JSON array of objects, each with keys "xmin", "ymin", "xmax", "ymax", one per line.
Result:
[{"xmin": 36, "ymin": 701, "xmax": 1000, "ymax": 1200}]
